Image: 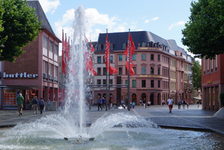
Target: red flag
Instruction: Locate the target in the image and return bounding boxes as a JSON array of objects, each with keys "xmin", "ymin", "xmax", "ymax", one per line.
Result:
[
  {"xmin": 105, "ymin": 34, "xmax": 117, "ymax": 75},
  {"xmin": 124, "ymin": 32, "xmax": 136, "ymax": 76},
  {"xmin": 62, "ymin": 30, "xmax": 66, "ymax": 74},
  {"xmin": 126, "ymin": 62, "xmax": 135, "ymax": 76},
  {"xmin": 90, "ymin": 42, "xmax": 95, "ymax": 52},
  {"xmin": 124, "ymin": 33, "xmax": 135, "ymax": 56},
  {"xmin": 84, "ymin": 36, "xmax": 97, "ymax": 76}
]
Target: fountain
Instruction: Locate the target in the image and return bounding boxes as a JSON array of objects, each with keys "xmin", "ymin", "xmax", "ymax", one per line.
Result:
[{"xmin": 0, "ymin": 6, "xmax": 224, "ymax": 150}]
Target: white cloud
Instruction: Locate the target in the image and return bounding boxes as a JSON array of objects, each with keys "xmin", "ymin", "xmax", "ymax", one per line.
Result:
[
  {"xmin": 168, "ymin": 21, "xmax": 186, "ymax": 31},
  {"xmin": 39, "ymin": 0, "xmax": 60, "ymax": 14},
  {"xmin": 144, "ymin": 17, "xmax": 160, "ymax": 23},
  {"xmin": 54, "ymin": 7, "xmax": 128, "ymax": 42}
]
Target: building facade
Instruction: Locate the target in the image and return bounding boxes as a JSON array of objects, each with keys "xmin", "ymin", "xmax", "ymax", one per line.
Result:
[
  {"xmin": 93, "ymin": 31, "xmax": 192, "ymax": 105},
  {"xmin": 0, "ymin": 1, "xmax": 60, "ymax": 109},
  {"xmin": 202, "ymin": 55, "xmax": 224, "ymax": 110}
]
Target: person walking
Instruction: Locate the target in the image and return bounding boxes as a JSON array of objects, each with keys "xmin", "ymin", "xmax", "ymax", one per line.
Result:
[
  {"xmin": 38, "ymin": 98, "xmax": 45, "ymax": 114},
  {"xmin": 17, "ymin": 92, "xmax": 24, "ymax": 116},
  {"xmin": 97, "ymin": 97, "xmax": 102, "ymax": 111},
  {"xmin": 32, "ymin": 96, "xmax": 38, "ymax": 114},
  {"xmin": 167, "ymin": 97, "xmax": 174, "ymax": 113}
]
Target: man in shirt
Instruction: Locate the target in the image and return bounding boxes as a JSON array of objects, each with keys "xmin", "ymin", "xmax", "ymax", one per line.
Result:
[
  {"xmin": 17, "ymin": 92, "xmax": 24, "ymax": 116},
  {"xmin": 167, "ymin": 97, "xmax": 174, "ymax": 113}
]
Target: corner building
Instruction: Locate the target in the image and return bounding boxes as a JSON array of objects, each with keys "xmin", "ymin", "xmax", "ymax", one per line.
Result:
[
  {"xmin": 93, "ymin": 31, "xmax": 192, "ymax": 105},
  {"xmin": 0, "ymin": 1, "xmax": 60, "ymax": 109}
]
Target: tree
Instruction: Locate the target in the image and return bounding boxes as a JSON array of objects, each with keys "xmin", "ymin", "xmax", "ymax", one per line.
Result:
[
  {"xmin": 0, "ymin": 0, "xmax": 40, "ymax": 61},
  {"xmin": 182, "ymin": 0, "xmax": 224, "ymax": 58},
  {"xmin": 192, "ymin": 61, "xmax": 201, "ymax": 91},
  {"xmin": 0, "ymin": 1, "xmax": 4, "ymax": 48}
]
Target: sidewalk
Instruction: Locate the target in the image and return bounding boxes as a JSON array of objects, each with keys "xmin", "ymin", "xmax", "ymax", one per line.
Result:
[
  {"xmin": 0, "ymin": 105, "xmax": 223, "ymax": 136},
  {"xmin": 0, "ymin": 110, "xmax": 55, "ymax": 128},
  {"xmin": 132, "ymin": 105, "xmax": 224, "ymax": 135}
]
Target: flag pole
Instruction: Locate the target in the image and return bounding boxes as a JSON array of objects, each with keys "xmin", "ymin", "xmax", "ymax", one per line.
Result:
[
  {"xmin": 127, "ymin": 29, "xmax": 131, "ymax": 111},
  {"xmin": 105, "ymin": 29, "xmax": 109, "ymax": 111}
]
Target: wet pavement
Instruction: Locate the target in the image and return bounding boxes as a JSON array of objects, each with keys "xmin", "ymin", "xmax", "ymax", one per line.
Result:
[{"xmin": 0, "ymin": 105, "xmax": 223, "ymax": 135}]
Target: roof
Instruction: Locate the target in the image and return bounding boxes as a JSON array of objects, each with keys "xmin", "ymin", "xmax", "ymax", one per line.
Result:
[
  {"xmin": 167, "ymin": 39, "xmax": 187, "ymax": 55},
  {"xmin": 27, "ymin": 0, "xmax": 56, "ymax": 37},
  {"xmin": 97, "ymin": 31, "xmax": 170, "ymax": 51}
]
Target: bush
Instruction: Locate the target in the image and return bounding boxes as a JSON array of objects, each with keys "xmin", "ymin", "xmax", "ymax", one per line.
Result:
[{"xmin": 220, "ymin": 93, "xmax": 224, "ymax": 107}]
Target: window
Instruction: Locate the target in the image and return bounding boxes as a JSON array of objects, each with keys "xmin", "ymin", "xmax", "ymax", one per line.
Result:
[
  {"xmin": 119, "ymin": 67, "xmax": 122, "ymax": 75},
  {"xmin": 133, "ymin": 67, "xmax": 137, "ymax": 74},
  {"xmin": 142, "ymin": 80, "xmax": 146, "ymax": 88},
  {"xmin": 151, "ymin": 54, "xmax": 154, "ymax": 61},
  {"xmin": 103, "ymin": 67, "xmax": 107, "ymax": 75},
  {"xmin": 141, "ymin": 54, "xmax": 146, "ymax": 61},
  {"xmin": 158, "ymin": 67, "xmax": 161, "ymax": 75},
  {"xmin": 158, "ymin": 80, "xmax": 160, "ymax": 88},
  {"xmin": 151, "ymin": 80, "xmax": 154, "ymax": 88},
  {"xmin": 97, "ymin": 79, "xmax": 101, "ymax": 85},
  {"xmin": 100, "ymin": 44, "xmax": 104, "ymax": 50},
  {"xmin": 151, "ymin": 67, "xmax": 154, "ymax": 75},
  {"xmin": 103, "ymin": 79, "xmax": 106, "ymax": 85},
  {"xmin": 42, "ymin": 36, "xmax": 48, "ymax": 56},
  {"xmin": 132, "ymin": 54, "xmax": 136, "ymax": 61},
  {"xmin": 118, "ymin": 54, "xmax": 122, "ymax": 61},
  {"xmin": 141, "ymin": 66, "xmax": 146, "ymax": 74},
  {"xmin": 158, "ymin": 54, "xmax": 160, "ymax": 61},
  {"xmin": 54, "ymin": 44, "xmax": 58, "ymax": 61},
  {"xmin": 110, "ymin": 55, "xmax": 113, "ymax": 63},
  {"xmin": 109, "ymin": 79, "xmax": 113, "ymax": 85},
  {"xmin": 54, "ymin": 66, "xmax": 58, "ymax": 80},
  {"xmin": 49, "ymin": 41, "xmax": 53, "ymax": 59},
  {"xmin": 214, "ymin": 56, "xmax": 218, "ymax": 70},
  {"xmin": 97, "ymin": 56, "xmax": 101, "ymax": 63},
  {"xmin": 132, "ymin": 80, "xmax": 136, "ymax": 88},
  {"xmin": 97, "ymin": 68, "xmax": 101, "ymax": 75},
  {"xmin": 125, "ymin": 80, "xmax": 128, "ymax": 85}
]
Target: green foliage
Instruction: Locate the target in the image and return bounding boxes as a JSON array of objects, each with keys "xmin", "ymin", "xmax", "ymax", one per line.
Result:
[
  {"xmin": 192, "ymin": 61, "xmax": 201, "ymax": 91},
  {"xmin": 220, "ymin": 93, "xmax": 224, "ymax": 107},
  {"xmin": 0, "ymin": 0, "xmax": 3, "ymax": 32},
  {"xmin": 182, "ymin": 0, "xmax": 224, "ymax": 59},
  {"xmin": 0, "ymin": 0, "xmax": 40, "ymax": 62},
  {"xmin": 0, "ymin": 0, "xmax": 4, "ymax": 50}
]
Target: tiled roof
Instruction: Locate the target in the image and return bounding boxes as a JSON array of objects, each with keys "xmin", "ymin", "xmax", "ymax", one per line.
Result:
[
  {"xmin": 96, "ymin": 31, "xmax": 187, "ymax": 55},
  {"xmin": 97, "ymin": 31, "xmax": 170, "ymax": 51},
  {"xmin": 27, "ymin": 0, "xmax": 55, "ymax": 36}
]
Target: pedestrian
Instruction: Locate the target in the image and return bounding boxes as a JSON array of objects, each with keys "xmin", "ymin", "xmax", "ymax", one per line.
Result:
[
  {"xmin": 143, "ymin": 98, "xmax": 146, "ymax": 108},
  {"xmin": 102, "ymin": 97, "xmax": 107, "ymax": 111},
  {"xmin": 16, "ymin": 92, "xmax": 24, "ymax": 116},
  {"xmin": 32, "ymin": 96, "xmax": 38, "ymax": 114},
  {"xmin": 97, "ymin": 96, "xmax": 102, "ymax": 111},
  {"xmin": 167, "ymin": 97, "xmax": 174, "ymax": 113},
  {"xmin": 178, "ymin": 100, "xmax": 182, "ymax": 109},
  {"xmin": 38, "ymin": 98, "xmax": 45, "ymax": 114},
  {"xmin": 121, "ymin": 99, "xmax": 126, "ymax": 109},
  {"xmin": 147, "ymin": 101, "xmax": 151, "ymax": 107},
  {"xmin": 132, "ymin": 101, "xmax": 136, "ymax": 109},
  {"xmin": 182, "ymin": 100, "xmax": 186, "ymax": 109},
  {"xmin": 161, "ymin": 100, "xmax": 165, "ymax": 106}
]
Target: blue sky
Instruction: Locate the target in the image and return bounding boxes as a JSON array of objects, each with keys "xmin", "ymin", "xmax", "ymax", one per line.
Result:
[{"xmin": 39, "ymin": 0, "xmax": 195, "ymax": 52}]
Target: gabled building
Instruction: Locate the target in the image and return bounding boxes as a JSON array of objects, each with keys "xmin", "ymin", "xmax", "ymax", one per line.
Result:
[
  {"xmin": 202, "ymin": 55, "xmax": 224, "ymax": 110},
  {"xmin": 0, "ymin": 0, "xmax": 60, "ymax": 109},
  {"xmin": 93, "ymin": 31, "xmax": 192, "ymax": 105}
]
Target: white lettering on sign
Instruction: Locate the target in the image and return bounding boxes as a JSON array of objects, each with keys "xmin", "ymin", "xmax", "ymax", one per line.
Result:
[{"xmin": 2, "ymin": 72, "xmax": 38, "ymax": 79}]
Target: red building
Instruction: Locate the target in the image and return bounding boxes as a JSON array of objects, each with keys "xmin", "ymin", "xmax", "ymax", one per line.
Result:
[
  {"xmin": 0, "ymin": 1, "xmax": 60, "ymax": 109},
  {"xmin": 202, "ymin": 55, "xmax": 224, "ymax": 110}
]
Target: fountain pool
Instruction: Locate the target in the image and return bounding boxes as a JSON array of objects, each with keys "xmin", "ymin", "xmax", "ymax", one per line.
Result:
[{"xmin": 0, "ymin": 124, "xmax": 224, "ymax": 150}]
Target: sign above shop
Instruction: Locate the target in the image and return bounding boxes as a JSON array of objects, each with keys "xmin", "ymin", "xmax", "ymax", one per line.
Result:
[{"xmin": 1, "ymin": 72, "xmax": 38, "ymax": 79}]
